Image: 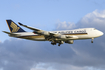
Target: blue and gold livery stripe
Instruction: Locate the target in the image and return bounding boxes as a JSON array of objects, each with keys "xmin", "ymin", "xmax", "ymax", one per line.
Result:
[{"xmin": 64, "ymin": 33, "xmax": 87, "ymax": 35}]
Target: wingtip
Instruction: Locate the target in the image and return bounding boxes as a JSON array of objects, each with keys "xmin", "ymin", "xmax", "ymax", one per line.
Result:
[
  {"xmin": 2, "ymin": 31, "xmax": 5, "ymax": 32},
  {"xmin": 18, "ymin": 22, "xmax": 23, "ymax": 25},
  {"xmin": 18, "ymin": 22, "xmax": 27, "ymax": 27}
]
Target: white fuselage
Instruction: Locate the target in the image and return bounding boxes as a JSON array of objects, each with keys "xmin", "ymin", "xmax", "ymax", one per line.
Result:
[{"xmin": 11, "ymin": 28, "xmax": 103, "ymax": 41}]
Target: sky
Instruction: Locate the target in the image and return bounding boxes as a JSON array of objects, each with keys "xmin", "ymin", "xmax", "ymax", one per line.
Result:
[{"xmin": 0, "ymin": 0, "xmax": 105, "ymax": 70}]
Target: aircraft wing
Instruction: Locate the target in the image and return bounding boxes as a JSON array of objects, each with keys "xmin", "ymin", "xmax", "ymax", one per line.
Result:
[
  {"xmin": 18, "ymin": 23, "xmax": 74, "ymax": 39},
  {"xmin": 18, "ymin": 22, "xmax": 61, "ymax": 36},
  {"xmin": 18, "ymin": 22, "xmax": 41, "ymax": 31}
]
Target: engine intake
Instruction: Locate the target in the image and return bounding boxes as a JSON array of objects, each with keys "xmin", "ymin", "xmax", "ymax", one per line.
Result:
[
  {"xmin": 65, "ymin": 40, "xmax": 74, "ymax": 44},
  {"xmin": 59, "ymin": 35, "xmax": 66, "ymax": 39}
]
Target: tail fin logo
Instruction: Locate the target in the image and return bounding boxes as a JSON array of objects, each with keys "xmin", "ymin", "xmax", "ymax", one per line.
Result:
[{"xmin": 10, "ymin": 22, "xmax": 20, "ymax": 32}]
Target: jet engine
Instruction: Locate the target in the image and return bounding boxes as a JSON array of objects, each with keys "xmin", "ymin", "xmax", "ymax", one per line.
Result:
[
  {"xmin": 59, "ymin": 35, "xmax": 67, "ymax": 39},
  {"xmin": 41, "ymin": 31, "xmax": 50, "ymax": 36},
  {"xmin": 60, "ymin": 41, "xmax": 64, "ymax": 44},
  {"xmin": 65, "ymin": 40, "xmax": 74, "ymax": 44}
]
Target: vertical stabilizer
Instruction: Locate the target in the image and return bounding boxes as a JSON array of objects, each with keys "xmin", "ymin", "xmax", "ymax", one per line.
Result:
[{"xmin": 6, "ymin": 20, "xmax": 26, "ymax": 33}]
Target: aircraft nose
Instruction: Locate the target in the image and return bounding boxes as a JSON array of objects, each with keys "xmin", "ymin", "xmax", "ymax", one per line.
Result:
[{"xmin": 99, "ymin": 31, "xmax": 104, "ymax": 36}]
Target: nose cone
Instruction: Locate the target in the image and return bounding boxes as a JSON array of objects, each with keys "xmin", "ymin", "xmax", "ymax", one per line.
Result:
[
  {"xmin": 95, "ymin": 30, "xmax": 104, "ymax": 38},
  {"xmin": 99, "ymin": 31, "xmax": 104, "ymax": 36}
]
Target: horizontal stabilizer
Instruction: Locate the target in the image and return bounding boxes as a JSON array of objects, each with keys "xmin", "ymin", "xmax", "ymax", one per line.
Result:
[
  {"xmin": 3, "ymin": 31, "xmax": 13, "ymax": 34},
  {"xmin": 2, "ymin": 31, "xmax": 20, "ymax": 37}
]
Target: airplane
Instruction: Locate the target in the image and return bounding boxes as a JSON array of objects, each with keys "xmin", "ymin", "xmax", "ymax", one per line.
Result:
[{"xmin": 3, "ymin": 20, "xmax": 104, "ymax": 46}]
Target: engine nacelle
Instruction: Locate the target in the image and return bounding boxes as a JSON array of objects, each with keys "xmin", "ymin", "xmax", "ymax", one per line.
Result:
[
  {"xmin": 65, "ymin": 40, "xmax": 74, "ymax": 44},
  {"xmin": 60, "ymin": 41, "xmax": 64, "ymax": 44},
  {"xmin": 41, "ymin": 31, "xmax": 50, "ymax": 36},
  {"xmin": 59, "ymin": 35, "xmax": 66, "ymax": 39}
]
